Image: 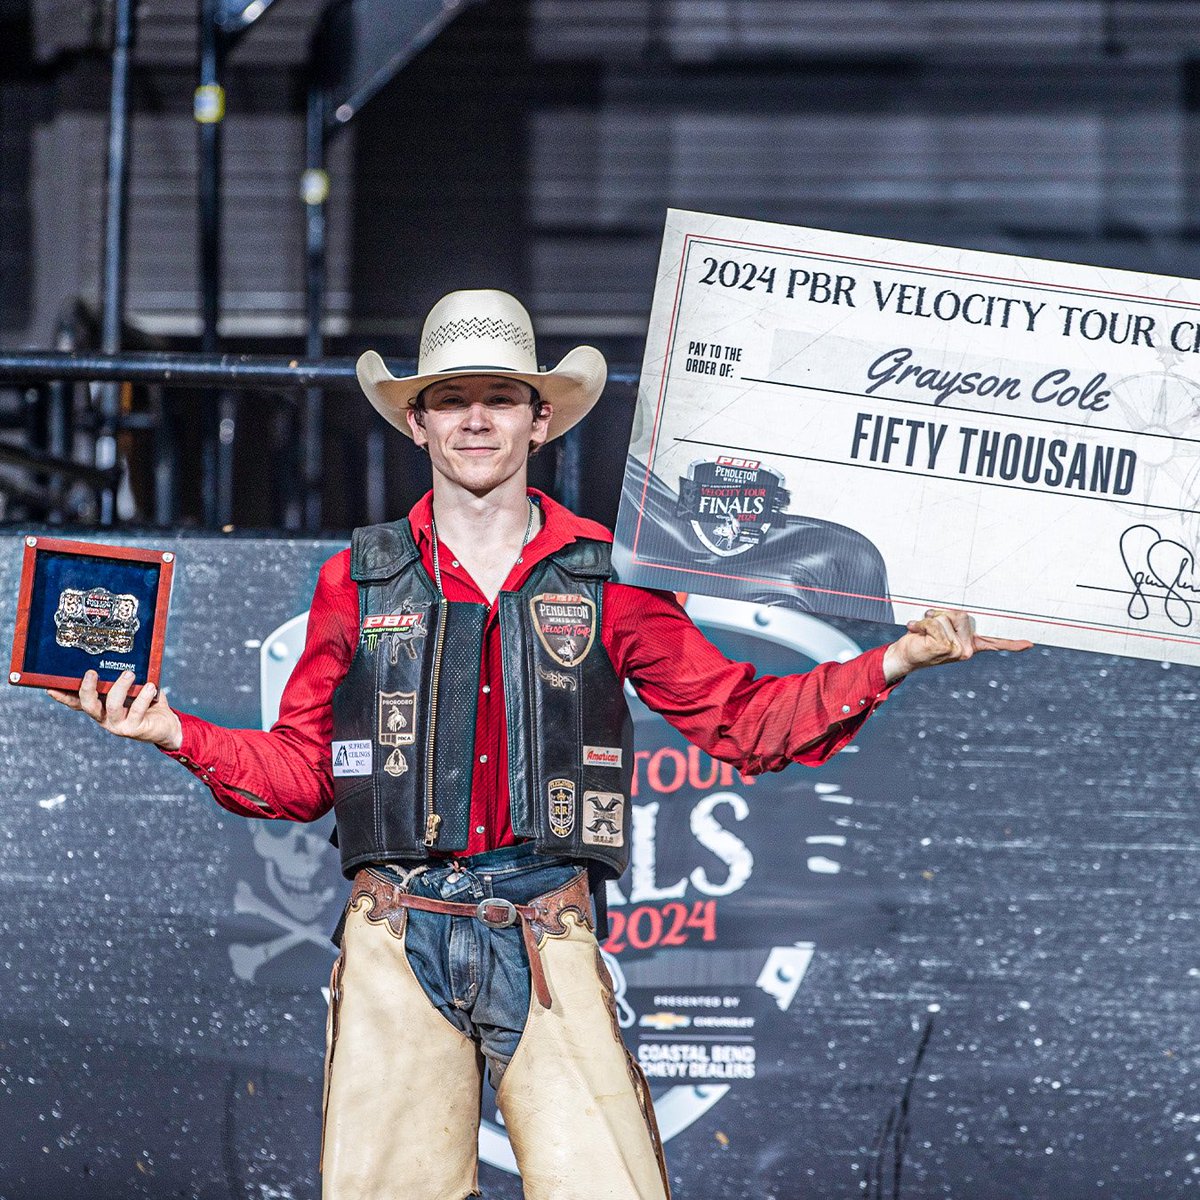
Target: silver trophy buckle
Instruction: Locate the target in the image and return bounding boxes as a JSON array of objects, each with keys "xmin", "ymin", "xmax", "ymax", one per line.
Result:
[{"xmin": 475, "ymin": 898, "xmax": 518, "ymax": 928}]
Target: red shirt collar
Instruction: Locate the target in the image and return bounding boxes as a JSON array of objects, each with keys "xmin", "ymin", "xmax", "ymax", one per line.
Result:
[{"xmin": 407, "ymin": 488, "xmax": 608, "ymax": 567}]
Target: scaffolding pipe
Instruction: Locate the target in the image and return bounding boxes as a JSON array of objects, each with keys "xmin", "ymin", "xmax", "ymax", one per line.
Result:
[
  {"xmin": 302, "ymin": 81, "xmax": 329, "ymax": 531},
  {"xmin": 0, "ymin": 351, "xmax": 638, "ymax": 391},
  {"xmin": 97, "ymin": 0, "xmax": 136, "ymax": 524}
]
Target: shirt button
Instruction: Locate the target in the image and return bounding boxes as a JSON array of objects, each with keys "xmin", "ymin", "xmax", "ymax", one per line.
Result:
[
  {"xmin": 451, "ymin": 560, "xmax": 460, "ymax": 568},
  {"xmin": 475, "ymin": 826, "xmax": 485, "ymax": 835},
  {"xmin": 859, "ymin": 698, "xmax": 867, "ymax": 706},
  {"xmin": 841, "ymin": 704, "xmax": 852, "ymax": 714},
  {"xmin": 479, "ymin": 754, "xmax": 488, "ymax": 764},
  {"xmin": 482, "ymin": 684, "xmax": 491, "ymax": 695}
]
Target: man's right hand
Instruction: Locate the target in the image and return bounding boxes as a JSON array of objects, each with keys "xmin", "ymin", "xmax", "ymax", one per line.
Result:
[{"xmin": 48, "ymin": 669, "xmax": 184, "ymax": 752}]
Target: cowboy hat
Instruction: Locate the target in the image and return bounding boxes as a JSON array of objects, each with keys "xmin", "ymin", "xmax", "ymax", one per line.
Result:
[{"xmin": 356, "ymin": 289, "xmax": 607, "ymax": 442}]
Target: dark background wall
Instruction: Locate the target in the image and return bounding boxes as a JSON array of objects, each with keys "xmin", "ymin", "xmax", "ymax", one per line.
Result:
[{"xmin": 7, "ymin": 1, "xmax": 1200, "ymax": 528}]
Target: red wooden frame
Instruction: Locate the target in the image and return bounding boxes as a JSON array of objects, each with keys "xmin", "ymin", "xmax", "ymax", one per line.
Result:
[{"xmin": 8, "ymin": 535, "xmax": 175, "ymax": 696}]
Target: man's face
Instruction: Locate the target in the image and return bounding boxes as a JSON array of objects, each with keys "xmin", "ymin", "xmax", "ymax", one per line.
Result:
[{"xmin": 407, "ymin": 375, "xmax": 551, "ymax": 495}]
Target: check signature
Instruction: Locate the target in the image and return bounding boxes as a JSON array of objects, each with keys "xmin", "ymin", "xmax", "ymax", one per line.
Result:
[{"xmin": 1119, "ymin": 524, "xmax": 1200, "ymax": 628}]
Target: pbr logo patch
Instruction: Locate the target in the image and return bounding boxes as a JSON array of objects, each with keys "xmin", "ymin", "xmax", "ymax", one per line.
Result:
[
  {"xmin": 379, "ymin": 691, "xmax": 417, "ymax": 778},
  {"xmin": 361, "ymin": 609, "xmax": 427, "ymax": 660},
  {"xmin": 530, "ymin": 592, "xmax": 596, "ymax": 668},
  {"xmin": 547, "ymin": 777, "xmax": 576, "ymax": 839},
  {"xmin": 676, "ymin": 456, "xmax": 786, "ymax": 557},
  {"xmin": 582, "ymin": 791, "xmax": 624, "ymax": 847},
  {"xmin": 54, "ymin": 587, "xmax": 140, "ymax": 655}
]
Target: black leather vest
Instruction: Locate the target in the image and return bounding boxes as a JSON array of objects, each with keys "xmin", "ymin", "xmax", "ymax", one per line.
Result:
[{"xmin": 330, "ymin": 518, "xmax": 633, "ymax": 879}]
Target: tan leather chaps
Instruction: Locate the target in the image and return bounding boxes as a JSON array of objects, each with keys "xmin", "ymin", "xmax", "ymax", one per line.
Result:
[{"xmin": 320, "ymin": 870, "xmax": 670, "ymax": 1200}]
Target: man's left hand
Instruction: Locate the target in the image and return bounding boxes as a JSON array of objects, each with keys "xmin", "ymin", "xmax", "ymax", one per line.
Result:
[{"xmin": 883, "ymin": 608, "xmax": 1033, "ymax": 684}]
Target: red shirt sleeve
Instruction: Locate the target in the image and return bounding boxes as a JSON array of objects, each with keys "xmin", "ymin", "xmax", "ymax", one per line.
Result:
[
  {"xmin": 160, "ymin": 549, "xmax": 356, "ymax": 821},
  {"xmin": 601, "ymin": 583, "xmax": 897, "ymax": 773}
]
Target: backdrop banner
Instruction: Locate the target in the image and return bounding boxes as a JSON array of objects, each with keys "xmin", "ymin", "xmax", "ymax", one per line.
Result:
[
  {"xmin": 613, "ymin": 208, "xmax": 1200, "ymax": 665},
  {"xmin": 0, "ymin": 536, "xmax": 1194, "ymax": 1199}
]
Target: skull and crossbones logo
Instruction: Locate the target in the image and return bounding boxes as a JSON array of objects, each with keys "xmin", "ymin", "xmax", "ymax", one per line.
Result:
[{"xmin": 228, "ymin": 823, "xmax": 337, "ymax": 981}]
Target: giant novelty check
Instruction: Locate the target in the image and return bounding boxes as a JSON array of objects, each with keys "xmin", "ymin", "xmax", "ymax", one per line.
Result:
[{"xmin": 612, "ymin": 209, "xmax": 1200, "ymax": 663}]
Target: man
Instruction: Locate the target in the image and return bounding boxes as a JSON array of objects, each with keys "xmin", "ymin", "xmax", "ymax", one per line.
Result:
[{"xmin": 50, "ymin": 289, "xmax": 1030, "ymax": 1200}]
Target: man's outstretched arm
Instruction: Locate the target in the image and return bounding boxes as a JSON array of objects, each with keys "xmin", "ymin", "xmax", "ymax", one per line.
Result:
[
  {"xmin": 603, "ymin": 586, "xmax": 1031, "ymax": 774},
  {"xmin": 48, "ymin": 550, "xmax": 357, "ymax": 822}
]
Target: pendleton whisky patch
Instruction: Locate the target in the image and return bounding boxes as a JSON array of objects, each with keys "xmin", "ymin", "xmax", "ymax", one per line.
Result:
[{"xmin": 530, "ymin": 592, "xmax": 596, "ymax": 668}]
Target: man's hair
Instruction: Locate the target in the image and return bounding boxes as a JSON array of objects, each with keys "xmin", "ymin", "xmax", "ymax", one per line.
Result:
[{"xmin": 408, "ymin": 380, "xmax": 550, "ymax": 454}]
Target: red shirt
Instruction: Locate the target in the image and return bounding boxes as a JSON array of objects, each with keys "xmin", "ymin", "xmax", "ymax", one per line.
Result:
[{"xmin": 166, "ymin": 490, "xmax": 897, "ymax": 851}]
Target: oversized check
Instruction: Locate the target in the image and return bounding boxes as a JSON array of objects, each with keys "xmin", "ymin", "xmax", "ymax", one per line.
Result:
[{"xmin": 612, "ymin": 209, "xmax": 1200, "ymax": 664}]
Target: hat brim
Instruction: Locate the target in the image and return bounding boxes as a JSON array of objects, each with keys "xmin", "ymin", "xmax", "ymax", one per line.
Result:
[{"xmin": 356, "ymin": 346, "xmax": 607, "ymax": 442}]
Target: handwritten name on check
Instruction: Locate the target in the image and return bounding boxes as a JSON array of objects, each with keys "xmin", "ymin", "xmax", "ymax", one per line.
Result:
[{"xmin": 612, "ymin": 209, "xmax": 1200, "ymax": 664}]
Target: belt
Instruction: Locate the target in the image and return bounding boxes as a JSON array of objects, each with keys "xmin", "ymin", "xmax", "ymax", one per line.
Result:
[{"xmin": 348, "ymin": 867, "xmax": 594, "ymax": 1010}]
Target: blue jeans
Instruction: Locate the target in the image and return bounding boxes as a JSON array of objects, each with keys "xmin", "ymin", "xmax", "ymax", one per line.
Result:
[{"xmin": 374, "ymin": 844, "xmax": 581, "ymax": 1085}]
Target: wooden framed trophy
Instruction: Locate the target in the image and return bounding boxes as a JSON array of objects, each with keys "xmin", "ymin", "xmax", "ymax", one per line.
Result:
[{"xmin": 8, "ymin": 536, "xmax": 175, "ymax": 697}]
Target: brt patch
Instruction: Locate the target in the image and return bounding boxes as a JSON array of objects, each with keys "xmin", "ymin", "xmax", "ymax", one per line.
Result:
[{"xmin": 530, "ymin": 592, "xmax": 596, "ymax": 668}]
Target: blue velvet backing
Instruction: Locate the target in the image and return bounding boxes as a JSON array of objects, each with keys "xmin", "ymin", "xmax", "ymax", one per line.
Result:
[{"xmin": 24, "ymin": 551, "xmax": 162, "ymax": 683}]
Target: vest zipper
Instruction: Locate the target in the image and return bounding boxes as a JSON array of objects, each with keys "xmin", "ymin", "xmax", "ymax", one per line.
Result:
[{"xmin": 422, "ymin": 598, "xmax": 449, "ymax": 847}]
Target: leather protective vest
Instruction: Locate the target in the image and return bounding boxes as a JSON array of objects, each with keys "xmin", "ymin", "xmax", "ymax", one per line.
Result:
[{"xmin": 330, "ymin": 518, "xmax": 633, "ymax": 879}]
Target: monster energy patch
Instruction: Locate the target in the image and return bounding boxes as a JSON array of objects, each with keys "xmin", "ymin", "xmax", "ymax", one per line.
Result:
[
  {"xmin": 582, "ymin": 791, "xmax": 624, "ymax": 847},
  {"xmin": 677, "ymin": 456, "xmax": 785, "ymax": 557},
  {"xmin": 530, "ymin": 592, "xmax": 596, "ymax": 668},
  {"xmin": 54, "ymin": 587, "xmax": 140, "ymax": 656},
  {"xmin": 547, "ymin": 777, "xmax": 576, "ymax": 839}
]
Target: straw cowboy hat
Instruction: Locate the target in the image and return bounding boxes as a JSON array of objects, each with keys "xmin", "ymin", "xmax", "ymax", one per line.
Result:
[{"xmin": 356, "ymin": 290, "xmax": 607, "ymax": 442}]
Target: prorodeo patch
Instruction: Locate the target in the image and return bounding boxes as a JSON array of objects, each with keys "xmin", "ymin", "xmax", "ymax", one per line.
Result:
[
  {"xmin": 530, "ymin": 592, "xmax": 596, "ymax": 667},
  {"xmin": 582, "ymin": 791, "xmax": 625, "ymax": 847},
  {"xmin": 583, "ymin": 745, "xmax": 623, "ymax": 768},
  {"xmin": 379, "ymin": 691, "xmax": 417, "ymax": 778},
  {"xmin": 547, "ymin": 777, "xmax": 576, "ymax": 839},
  {"xmin": 332, "ymin": 740, "xmax": 372, "ymax": 777}
]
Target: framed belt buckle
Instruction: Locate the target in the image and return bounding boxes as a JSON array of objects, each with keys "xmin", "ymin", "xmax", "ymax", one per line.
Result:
[
  {"xmin": 475, "ymin": 898, "xmax": 518, "ymax": 928},
  {"xmin": 9, "ymin": 535, "xmax": 175, "ymax": 697}
]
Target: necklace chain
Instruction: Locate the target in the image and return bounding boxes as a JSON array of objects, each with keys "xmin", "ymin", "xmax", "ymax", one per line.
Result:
[{"xmin": 430, "ymin": 497, "xmax": 536, "ymax": 597}]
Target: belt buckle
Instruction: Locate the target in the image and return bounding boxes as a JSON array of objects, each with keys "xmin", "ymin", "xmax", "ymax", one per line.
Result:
[{"xmin": 475, "ymin": 898, "xmax": 518, "ymax": 928}]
